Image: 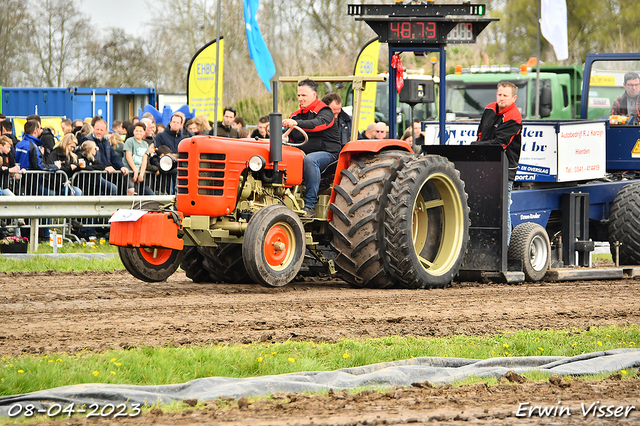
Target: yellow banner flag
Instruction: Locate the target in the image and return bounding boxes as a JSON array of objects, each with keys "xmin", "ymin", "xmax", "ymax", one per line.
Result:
[
  {"xmin": 13, "ymin": 118, "xmax": 64, "ymax": 143},
  {"xmin": 187, "ymin": 38, "xmax": 225, "ymax": 125},
  {"xmin": 354, "ymin": 38, "xmax": 381, "ymax": 133}
]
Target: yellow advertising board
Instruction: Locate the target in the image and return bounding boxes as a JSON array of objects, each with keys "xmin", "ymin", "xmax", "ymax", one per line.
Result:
[
  {"xmin": 354, "ymin": 38, "xmax": 381, "ymax": 133},
  {"xmin": 187, "ymin": 38, "xmax": 225, "ymax": 125},
  {"xmin": 13, "ymin": 118, "xmax": 64, "ymax": 143}
]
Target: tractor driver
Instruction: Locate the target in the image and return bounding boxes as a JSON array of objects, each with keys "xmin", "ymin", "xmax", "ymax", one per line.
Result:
[
  {"xmin": 283, "ymin": 79, "xmax": 341, "ymax": 218},
  {"xmin": 611, "ymin": 71, "xmax": 640, "ymax": 125},
  {"xmin": 471, "ymin": 81, "xmax": 522, "ymax": 245}
]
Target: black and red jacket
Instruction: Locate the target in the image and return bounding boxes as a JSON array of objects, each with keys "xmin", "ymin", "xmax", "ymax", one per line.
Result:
[
  {"xmin": 473, "ymin": 101, "xmax": 522, "ymax": 181},
  {"xmin": 289, "ymin": 98, "xmax": 341, "ymax": 155}
]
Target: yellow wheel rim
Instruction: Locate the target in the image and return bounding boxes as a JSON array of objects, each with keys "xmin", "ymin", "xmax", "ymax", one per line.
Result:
[{"xmin": 411, "ymin": 173, "xmax": 465, "ymax": 276}]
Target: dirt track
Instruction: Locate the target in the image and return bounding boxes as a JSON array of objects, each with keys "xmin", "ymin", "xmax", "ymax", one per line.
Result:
[{"xmin": 2, "ymin": 270, "xmax": 640, "ymax": 425}]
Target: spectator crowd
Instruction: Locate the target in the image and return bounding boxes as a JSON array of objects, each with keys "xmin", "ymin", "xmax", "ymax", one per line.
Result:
[
  {"xmin": 0, "ymin": 96, "xmax": 405, "ymax": 241},
  {"xmin": 0, "ymin": 103, "xmax": 400, "ymax": 199}
]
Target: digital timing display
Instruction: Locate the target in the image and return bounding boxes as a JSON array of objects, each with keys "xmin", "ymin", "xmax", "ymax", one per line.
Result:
[
  {"xmin": 447, "ymin": 23, "xmax": 475, "ymax": 43},
  {"xmin": 387, "ymin": 21, "xmax": 438, "ymax": 42}
]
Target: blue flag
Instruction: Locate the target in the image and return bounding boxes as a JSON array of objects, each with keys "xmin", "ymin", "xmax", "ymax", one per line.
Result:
[{"xmin": 243, "ymin": 0, "xmax": 276, "ymax": 91}]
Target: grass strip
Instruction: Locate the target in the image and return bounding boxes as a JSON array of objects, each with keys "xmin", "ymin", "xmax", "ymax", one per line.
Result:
[
  {"xmin": 1, "ymin": 325, "xmax": 638, "ymax": 397},
  {"xmin": 31, "ymin": 241, "xmax": 117, "ymax": 254},
  {"xmin": 0, "ymin": 241, "xmax": 121, "ymax": 272},
  {"xmin": 0, "ymin": 256, "xmax": 122, "ymax": 272}
]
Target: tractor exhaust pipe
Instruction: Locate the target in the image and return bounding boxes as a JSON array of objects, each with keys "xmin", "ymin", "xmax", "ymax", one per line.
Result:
[
  {"xmin": 269, "ymin": 81, "xmax": 282, "ymax": 171},
  {"xmin": 269, "ymin": 113, "xmax": 282, "ymax": 168}
]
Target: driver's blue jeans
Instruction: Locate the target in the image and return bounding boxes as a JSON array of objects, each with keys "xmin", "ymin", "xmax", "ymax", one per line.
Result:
[{"xmin": 303, "ymin": 151, "xmax": 338, "ymax": 209}]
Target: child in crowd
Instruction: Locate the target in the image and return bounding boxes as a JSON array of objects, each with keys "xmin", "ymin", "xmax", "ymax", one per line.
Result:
[
  {"xmin": 77, "ymin": 140, "xmax": 106, "ymax": 170},
  {"xmin": 185, "ymin": 119, "xmax": 198, "ymax": 135},
  {"xmin": 75, "ymin": 140, "xmax": 108, "ymax": 196},
  {"xmin": 109, "ymin": 132, "xmax": 125, "ymax": 166},
  {"xmin": 0, "ymin": 136, "xmax": 20, "ymax": 195},
  {"xmin": 123, "ymin": 122, "xmax": 152, "ymax": 196},
  {"xmin": 47, "ymin": 134, "xmax": 82, "ymax": 195}
]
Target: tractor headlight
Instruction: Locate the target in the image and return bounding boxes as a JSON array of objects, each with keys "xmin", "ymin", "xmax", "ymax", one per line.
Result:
[
  {"xmin": 248, "ymin": 155, "xmax": 266, "ymax": 172},
  {"xmin": 159, "ymin": 155, "xmax": 177, "ymax": 172}
]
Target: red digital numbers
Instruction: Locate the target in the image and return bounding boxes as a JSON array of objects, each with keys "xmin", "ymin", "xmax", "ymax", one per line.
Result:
[
  {"xmin": 426, "ymin": 22, "xmax": 436, "ymax": 38},
  {"xmin": 401, "ymin": 22, "xmax": 411, "ymax": 38},
  {"xmin": 389, "ymin": 22, "xmax": 400, "ymax": 38},
  {"xmin": 389, "ymin": 21, "xmax": 437, "ymax": 41}
]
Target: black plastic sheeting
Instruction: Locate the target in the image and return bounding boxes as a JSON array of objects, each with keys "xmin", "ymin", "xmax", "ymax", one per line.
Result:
[{"xmin": 2, "ymin": 349, "xmax": 639, "ymax": 416}]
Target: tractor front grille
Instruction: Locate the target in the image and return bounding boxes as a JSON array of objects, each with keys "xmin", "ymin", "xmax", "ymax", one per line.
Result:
[{"xmin": 197, "ymin": 153, "xmax": 226, "ymax": 196}]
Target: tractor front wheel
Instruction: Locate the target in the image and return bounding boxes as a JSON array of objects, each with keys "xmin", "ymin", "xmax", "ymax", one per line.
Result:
[
  {"xmin": 243, "ymin": 205, "xmax": 306, "ymax": 287},
  {"xmin": 118, "ymin": 246, "xmax": 182, "ymax": 282}
]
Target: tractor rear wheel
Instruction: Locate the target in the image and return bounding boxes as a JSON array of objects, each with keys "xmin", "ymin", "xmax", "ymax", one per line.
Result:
[
  {"xmin": 329, "ymin": 150, "xmax": 409, "ymax": 288},
  {"xmin": 200, "ymin": 244, "xmax": 252, "ymax": 284},
  {"xmin": 180, "ymin": 247, "xmax": 212, "ymax": 283},
  {"xmin": 118, "ymin": 246, "xmax": 182, "ymax": 282},
  {"xmin": 608, "ymin": 181, "xmax": 640, "ymax": 265},
  {"xmin": 508, "ymin": 222, "xmax": 550, "ymax": 282},
  {"xmin": 243, "ymin": 205, "xmax": 306, "ymax": 287},
  {"xmin": 383, "ymin": 155, "xmax": 469, "ymax": 289}
]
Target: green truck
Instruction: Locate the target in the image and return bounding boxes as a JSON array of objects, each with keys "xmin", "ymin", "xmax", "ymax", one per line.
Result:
[
  {"xmin": 346, "ymin": 63, "xmax": 625, "ymax": 135},
  {"xmin": 445, "ymin": 65, "xmax": 584, "ymax": 120},
  {"xmin": 445, "ymin": 64, "xmax": 628, "ymax": 121}
]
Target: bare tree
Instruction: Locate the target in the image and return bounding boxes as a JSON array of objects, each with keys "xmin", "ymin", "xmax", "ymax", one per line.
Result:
[
  {"xmin": 72, "ymin": 29, "xmax": 155, "ymax": 88},
  {"xmin": 0, "ymin": 0, "xmax": 30, "ymax": 86},
  {"xmin": 23, "ymin": 0, "xmax": 90, "ymax": 86}
]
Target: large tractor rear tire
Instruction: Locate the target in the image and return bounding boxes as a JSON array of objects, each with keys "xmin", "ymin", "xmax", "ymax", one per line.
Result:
[
  {"xmin": 508, "ymin": 222, "xmax": 550, "ymax": 282},
  {"xmin": 118, "ymin": 246, "xmax": 183, "ymax": 282},
  {"xmin": 243, "ymin": 205, "xmax": 306, "ymax": 287},
  {"xmin": 608, "ymin": 181, "xmax": 640, "ymax": 265},
  {"xmin": 180, "ymin": 247, "xmax": 212, "ymax": 283},
  {"xmin": 384, "ymin": 155, "xmax": 469, "ymax": 289},
  {"xmin": 330, "ymin": 150, "xmax": 410, "ymax": 288},
  {"xmin": 200, "ymin": 244, "xmax": 252, "ymax": 284}
]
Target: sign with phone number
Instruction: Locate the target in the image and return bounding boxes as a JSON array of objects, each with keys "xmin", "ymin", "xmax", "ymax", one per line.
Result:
[{"xmin": 422, "ymin": 121, "xmax": 606, "ymax": 183}]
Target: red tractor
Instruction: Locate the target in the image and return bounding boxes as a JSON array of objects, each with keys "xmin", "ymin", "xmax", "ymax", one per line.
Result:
[{"xmin": 110, "ymin": 112, "xmax": 470, "ymax": 289}]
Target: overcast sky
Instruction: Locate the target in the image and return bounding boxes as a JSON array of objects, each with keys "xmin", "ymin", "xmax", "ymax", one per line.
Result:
[{"xmin": 79, "ymin": 0, "xmax": 150, "ymax": 37}]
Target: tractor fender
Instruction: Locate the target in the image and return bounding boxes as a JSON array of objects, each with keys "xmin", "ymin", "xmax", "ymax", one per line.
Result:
[{"xmin": 328, "ymin": 139, "xmax": 413, "ymax": 222}]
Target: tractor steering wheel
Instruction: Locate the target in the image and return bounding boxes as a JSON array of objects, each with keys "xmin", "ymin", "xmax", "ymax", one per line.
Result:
[{"xmin": 282, "ymin": 126, "xmax": 309, "ymax": 147}]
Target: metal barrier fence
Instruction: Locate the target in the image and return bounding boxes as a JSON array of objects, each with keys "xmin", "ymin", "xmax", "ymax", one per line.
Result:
[
  {"xmin": 1, "ymin": 170, "xmax": 176, "ymax": 251},
  {"xmin": 67, "ymin": 171, "xmax": 176, "ymax": 233},
  {"xmin": 3, "ymin": 170, "xmax": 73, "ymax": 196},
  {"xmin": 69, "ymin": 170, "xmax": 177, "ymax": 197}
]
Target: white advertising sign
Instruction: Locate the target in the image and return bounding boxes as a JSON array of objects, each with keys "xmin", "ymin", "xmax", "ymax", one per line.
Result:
[
  {"xmin": 517, "ymin": 125, "xmax": 557, "ymax": 182},
  {"xmin": 423, "ymin": 123, "xmax": 558, "ymax": 182},
  {"xmin": 423, "ymin": 123, "xmax": 476, "ymax": 146},
  {"xmin": 556, "ymin": 122, "xmax": 606, "ymax": 182}
]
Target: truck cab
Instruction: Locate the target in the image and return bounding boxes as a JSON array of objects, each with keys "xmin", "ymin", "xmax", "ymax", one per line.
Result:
[{"xmin": 445, "ymin": 65, "xmax": 583, "ymax": 120}]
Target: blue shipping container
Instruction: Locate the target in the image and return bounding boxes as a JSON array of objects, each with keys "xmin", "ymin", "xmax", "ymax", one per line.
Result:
[{"xmin": 1, "ymin": 87, "xmax": 157, "ymax": 129}]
